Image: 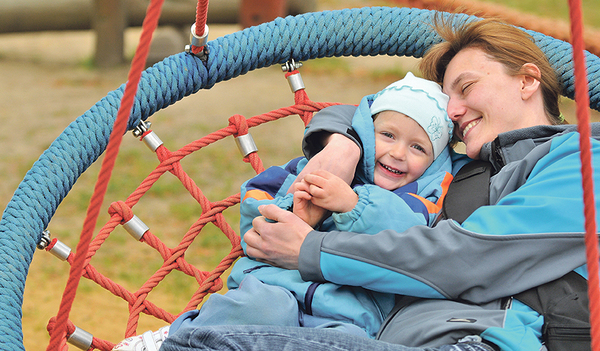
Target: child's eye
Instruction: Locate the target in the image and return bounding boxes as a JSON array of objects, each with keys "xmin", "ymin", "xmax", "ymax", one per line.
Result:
[
  {"xmin": 412, "ymin": 144, "xmax": 426, "ymax": 153},
  {"xmin": 381, "ymin": 131, "xmax": 394, "ymax": 139}
]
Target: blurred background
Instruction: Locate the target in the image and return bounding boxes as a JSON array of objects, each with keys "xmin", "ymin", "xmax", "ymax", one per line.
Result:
[{"xmin": 1, "ymin": 0, "xmax": 599, "ymax": 349}]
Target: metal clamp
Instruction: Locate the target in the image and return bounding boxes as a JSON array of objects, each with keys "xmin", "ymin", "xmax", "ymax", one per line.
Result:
[
  {"xmin": 123, "ymin": 215, "xmax": 150, "ymax": 241},
  {"xmin": 67, "ymin": 326, "xmax": 93, "ymax": 350},
  {"xmin": 133, "ymin": 121, "xmax": 163, "ymax": 152},
  {"xmin": 235, "ymin": 134, "xmax": 258, "ymax": 157},
  {"xmin": 132, "ymin": 120, "xmax": 151, "ymax": 137},
  {"xmin": 37, "ymin": 230, "xmax": 52, "ymax": 250},
  {"xmin": 281, "ymin": 59, "xmax": 305, "ymax": 92},
  {"xmin": 185, "ymin": 23, "xmax": 210, "ymax": 60},
  {"xmin": 281, "ymin": 59, "xmax": 303, "ymax": 72}
]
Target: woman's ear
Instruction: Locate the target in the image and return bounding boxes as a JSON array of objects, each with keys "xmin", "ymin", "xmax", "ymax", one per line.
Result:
[{"xmin": 520, "ymin": 63, "xmax": 542, "ymax": 101}]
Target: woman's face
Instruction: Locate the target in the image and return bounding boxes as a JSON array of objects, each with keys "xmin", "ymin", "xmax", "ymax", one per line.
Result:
[{"xmin": 442, "ymin": 47, "xmax": 534, "ymax": 159}]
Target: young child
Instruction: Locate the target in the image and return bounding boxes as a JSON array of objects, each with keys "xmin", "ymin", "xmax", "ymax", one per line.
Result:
[
  {"xmin": 293, "ymin": 72, "xmax": 454, "ymax": 232},
  {"xmin": 113, "ymin": 72, "xmax": 454, "ymax": 350}
]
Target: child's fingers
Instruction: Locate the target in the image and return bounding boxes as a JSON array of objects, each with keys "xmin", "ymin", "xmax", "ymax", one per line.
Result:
[
  {"xmin": 303, "ymin": 172, "xmax": 328, "ymax": 188},
  {"xmin": 293, "ymin": 179, "xmax": 311, "ymax": 193},
  {"xmin": 294, "ymin": 190, "xmax": 312, "ymax": 201},
  {"xmin": 308, "ymin": 184, "xmax": 329, "ymax": 200}
]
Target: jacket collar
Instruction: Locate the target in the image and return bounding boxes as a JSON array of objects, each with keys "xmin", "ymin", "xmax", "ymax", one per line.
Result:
[{"xmin": 479, "ymin": 123, "xmax": 600, "ymax": 172}]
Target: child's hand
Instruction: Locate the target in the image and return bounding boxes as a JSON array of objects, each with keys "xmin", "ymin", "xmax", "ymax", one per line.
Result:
[
  {"xmin": 292, "ymin": 181, "xmax": 329, "ymax": 228},
  {"xmin": 303, "ymin": 170, "xmax": 358, "ymax": 213}
]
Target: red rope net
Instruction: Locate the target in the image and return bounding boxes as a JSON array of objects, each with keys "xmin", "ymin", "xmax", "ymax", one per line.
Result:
[{"xmin": 44, "ymin": 69, "xmax": 340, "ymax": 350}]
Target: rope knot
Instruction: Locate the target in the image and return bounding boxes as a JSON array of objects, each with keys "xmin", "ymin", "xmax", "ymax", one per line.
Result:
[
  {"xmin": 208, "ymin": 277, "xmax": 223, "ymax": 293},
  {"xmin": 228, "ymin": 114, "xmax": 249, "ymax": 137},
  {"xmin": 108, "ymin": 201, "xmax": 134, "ymax": 223}
]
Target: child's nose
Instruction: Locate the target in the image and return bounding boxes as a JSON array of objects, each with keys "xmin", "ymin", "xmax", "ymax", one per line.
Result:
[{"xmin": 389, "ymin": 144, "xmax": 406, "ymax": 160}]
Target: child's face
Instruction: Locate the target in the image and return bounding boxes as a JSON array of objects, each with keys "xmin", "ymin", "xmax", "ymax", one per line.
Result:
[{"xmin": 373, "ymin": 111, "xmax": 434, "ymax": 190}]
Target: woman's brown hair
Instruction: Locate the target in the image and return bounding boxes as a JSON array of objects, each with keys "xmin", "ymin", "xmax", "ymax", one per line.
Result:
[{"xmin": 419, "ymin": 15, "xmax": 563, "ymax": 124}]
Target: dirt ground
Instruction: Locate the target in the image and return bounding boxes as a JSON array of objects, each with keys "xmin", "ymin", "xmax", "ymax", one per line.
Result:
[{"xmin": 2, "ymin": 8, "xmax": 600, "ymax": 351}]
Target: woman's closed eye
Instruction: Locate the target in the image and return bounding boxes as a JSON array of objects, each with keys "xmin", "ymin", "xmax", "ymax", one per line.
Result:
[{"xmin": 461, "ymin": 82, "xmax": 474, "ymax": 94}]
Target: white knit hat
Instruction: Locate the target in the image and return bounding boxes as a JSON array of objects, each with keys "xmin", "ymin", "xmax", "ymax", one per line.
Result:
[{"xmin": 370, "ymin": 72, "xmax": 453, "ymax": 159}]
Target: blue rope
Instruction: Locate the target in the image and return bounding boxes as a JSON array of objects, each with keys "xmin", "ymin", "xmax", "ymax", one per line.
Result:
[{"xmin": 0, "ymin": 6, "xmax": 598, "ymax": 350}]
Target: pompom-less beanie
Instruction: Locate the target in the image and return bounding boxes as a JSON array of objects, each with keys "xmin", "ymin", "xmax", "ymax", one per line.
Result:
[{"xmin": 370, "ymin": 72, "xmax": 453, "ymax": 159}]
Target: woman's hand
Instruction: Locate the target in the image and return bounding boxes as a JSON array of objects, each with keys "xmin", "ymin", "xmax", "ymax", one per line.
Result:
[{"xmin": 244, "ymin": 205, "xmax": 313, "ymax": 270}]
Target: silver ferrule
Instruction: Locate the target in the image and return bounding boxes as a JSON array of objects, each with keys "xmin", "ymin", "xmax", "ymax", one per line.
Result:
[
  {"xmin": 49, "ymin": 240, "xmax": 72, "ymax": 261},
  {"xmin": 122, "ymin": 215, "xmax": 149, "ymax": 241},
  {"xmin": 67, "ymin": 326, "xmax": 93, "ymax": 350},
  {"xmin": 142, "ymin": 131, "xmax": 164, "ymax": 152},
  {"xmin": 190, "ymin": 23, "xmax": 209, "ymax": 48},
  {"xmin": 287, "ymin": 73, "xmax": 305, "ymax": 92},
  {"xmin": 235, "ymin": 134, "xmax": 258, "ymax": 157}
]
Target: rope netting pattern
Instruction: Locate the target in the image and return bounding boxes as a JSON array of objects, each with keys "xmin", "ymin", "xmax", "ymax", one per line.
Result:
[
  {"xmin": 41, "ymin": 70, "xmax": 337, "ymax": 350},
  {"xmin": 2, "ymin": 5, "xmax": 600, "ymax": 351}
]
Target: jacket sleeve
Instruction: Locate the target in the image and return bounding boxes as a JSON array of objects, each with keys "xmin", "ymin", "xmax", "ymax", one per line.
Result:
[
  {"xmin": 239, "ymin": 157, "xmax": 307, "ymax": 252},
  {"xmin": 298, "ymin": 133, "xmax": 599, "ymax": 304},
  {"xmin": 332, "ymin": 184, "xmax": 429, "ymax": 233},
  {"xmin": 302, "ymin": 104, "xmax": 360, "ymax": 160}
]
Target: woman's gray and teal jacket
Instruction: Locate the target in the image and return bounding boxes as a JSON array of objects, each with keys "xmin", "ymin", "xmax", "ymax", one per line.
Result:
[
  {"xmin": 299, "ymin": 105, "xmax": 600, "ymax": 350},
  {"xmin": 228, "ymin": 98, "xmax": 453, "ymax": 338}
]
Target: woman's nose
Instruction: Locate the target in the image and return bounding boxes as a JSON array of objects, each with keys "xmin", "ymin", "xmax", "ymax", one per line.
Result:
[{"xmin": 447, "ymin": 97, "xmax": 466, "ymax": 122}]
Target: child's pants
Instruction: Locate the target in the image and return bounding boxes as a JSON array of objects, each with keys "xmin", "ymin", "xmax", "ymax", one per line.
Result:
[{"xmin": 169, "ymin": 275, "xmax": 368, "ymax": 338}]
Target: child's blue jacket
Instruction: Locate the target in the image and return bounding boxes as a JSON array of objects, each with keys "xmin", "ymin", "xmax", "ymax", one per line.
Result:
[{"xmin": 228, "ymin": 96, "xmax": 453, "ymax": 338}]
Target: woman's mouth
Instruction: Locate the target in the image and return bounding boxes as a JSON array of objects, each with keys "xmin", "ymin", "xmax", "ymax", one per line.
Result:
[{"xmin": 462, "ymin": 118, "xmax": 481, "ymax": 139}]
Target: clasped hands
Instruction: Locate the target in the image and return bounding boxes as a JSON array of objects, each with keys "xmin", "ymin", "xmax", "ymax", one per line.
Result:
[{"xmin": 244, "ymin": 134, "xmax": 360, "ymax": 270}]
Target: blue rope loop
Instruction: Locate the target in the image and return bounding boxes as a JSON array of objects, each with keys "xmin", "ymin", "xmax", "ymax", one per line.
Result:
[{"xmin": 0, "ymin": 6, "xmax": 598, "ymax": 350}]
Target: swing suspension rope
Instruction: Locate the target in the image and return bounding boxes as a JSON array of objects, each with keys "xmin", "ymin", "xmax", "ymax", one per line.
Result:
[
  {"xmin": 568, "ymin": 0, "xmax": 600, "ymax": 349},
  {"xmin": 45, "ymin": 0, "xmax": 168, "ymax": 348},
  {"xmin": 1, "ymin": 3, "xmax": 600, "ymax": 351}
]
